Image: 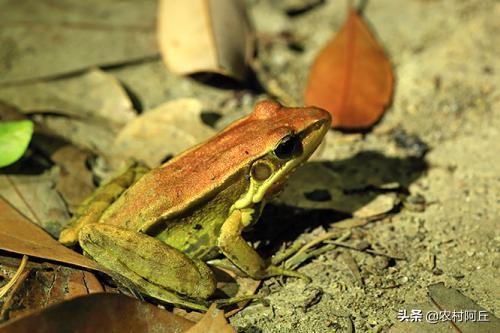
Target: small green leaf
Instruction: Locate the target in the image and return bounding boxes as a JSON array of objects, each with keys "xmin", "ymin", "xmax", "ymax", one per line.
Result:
[{"xmin": 0, "ymin": 120, "xmax": 34, "ymax": 168}]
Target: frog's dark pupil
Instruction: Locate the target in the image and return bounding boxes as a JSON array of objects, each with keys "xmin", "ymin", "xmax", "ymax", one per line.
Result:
[{"xmin": 274, "ymin": 135, "xmax": 302, "ymax": 159}]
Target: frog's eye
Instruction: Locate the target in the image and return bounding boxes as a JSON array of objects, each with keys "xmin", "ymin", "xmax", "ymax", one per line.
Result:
[
  {"xmin": 274, "ymin": 134, "xmax": 302, "ymax": 160},
  {"xmin": 251, "ymin": 160, "xmax": 274, "ymax": 182}
]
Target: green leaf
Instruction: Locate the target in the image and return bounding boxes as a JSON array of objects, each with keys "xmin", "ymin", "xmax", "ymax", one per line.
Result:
[{"xmin": 0, "ymin": 120, "xmax": 34, "ymax": 168}]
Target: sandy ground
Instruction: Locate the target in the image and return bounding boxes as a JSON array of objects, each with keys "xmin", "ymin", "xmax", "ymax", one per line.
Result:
[
  {"xmin": 229, "ymin": 0, "xmax": 499, "ymax": 332},
  {"xmin": 1, "ymin": 1, "xmax": 497, "ymax": 332}
]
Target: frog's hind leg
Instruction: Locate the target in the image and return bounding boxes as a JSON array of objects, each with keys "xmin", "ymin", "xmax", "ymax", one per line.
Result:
[{"xmin": 79, "ymin": 224, "xmax": 216, "ymax": 311}]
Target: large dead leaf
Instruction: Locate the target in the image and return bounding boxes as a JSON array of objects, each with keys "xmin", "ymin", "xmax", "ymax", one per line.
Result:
[
  {"xmin": 157, "ymin": 0, "xmax": 254, "ymax": 81},
  {"xmin": 0, "ymin": 172, "xmax": 70, "ymax": 236},
  {"xmin": 0, "ymin": 1, "xmax": 157, "ymax": 84},
  {"xmin": 109, "ymin": 58, "xmax": 237, "ymax": 112},
  {"xmin": 0, "ymin": 256, "xmax": 103, "ymax": 322},
  {"xmin": 34, "ymin": 115, "xmax": 118, "ymax": 158},
  {"xmin": 0, "ymin": 197, "xmax": 99, "ymax": 271},
  {"xmin": 0, "ymin": 69, "xmax": 136, "ymax": 128},
  {"xmin": 0, "ymin": 293, "xmax": 194, "ymax": 333},
  {"xmin": 428, "ymin": 283, "xmax": 500, "ymax": 332},
  {"xmin": 305, "ymin": 8, "xmax": 394, "ymax": 129},
  {"xmin": 113, "ymin": 98, "xmax": 216, "ymax": 167}
]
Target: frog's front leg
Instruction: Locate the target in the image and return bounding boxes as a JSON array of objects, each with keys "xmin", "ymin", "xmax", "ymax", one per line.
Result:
[
  {"xmin": 79, "ymin": 224, "xmax": 215, "ymax": 311},
  {"xmin": 218, "ymin": 210, "xmax": 309, "ymax": 281}
]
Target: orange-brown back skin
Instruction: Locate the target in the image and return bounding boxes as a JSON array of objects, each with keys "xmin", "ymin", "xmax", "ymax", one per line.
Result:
[{"xmin": 101, "ymin": 101, "xmax": 331, "ymax": 232}]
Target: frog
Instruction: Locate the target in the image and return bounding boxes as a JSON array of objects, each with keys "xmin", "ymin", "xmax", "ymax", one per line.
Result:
[{"xmin": 59, "ymin": 100, "xmax": 331, "ymax": 311}]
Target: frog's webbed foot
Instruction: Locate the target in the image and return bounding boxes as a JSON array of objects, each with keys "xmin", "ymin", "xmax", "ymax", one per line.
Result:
[
  {"xmin": 265, "ymin": 265, "xmax": 311, "ymax": 282},
  {"xmin": 79, "ymin": 224, "xmax": 215, "ymax": 312},
  {"xmin": 208, "ymin": 258, "xmax": 310, "ymax": 282},
  {"xmin": 213, "ymin": 294, "xmax": 263, "ymax": 308}
]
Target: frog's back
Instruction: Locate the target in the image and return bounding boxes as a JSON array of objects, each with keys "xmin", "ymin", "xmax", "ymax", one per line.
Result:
[{"xmin": 99, "ymin": 101, "xmax": 327, "ymax": 232}]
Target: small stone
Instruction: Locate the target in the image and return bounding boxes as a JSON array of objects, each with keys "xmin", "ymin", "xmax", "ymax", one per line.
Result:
[
  {"xmin": 353, "ymin": 194, "xmax": 399, "ymax": 218},
  {"xmin": 355, "ymin": 240, "xmax": 371, "ymax": 251},
  {"xmin": 404, "ymin": 193, "xmax": 427, "ymax": 212},
  {"xmin": 432, "ymin": 268, "xmax": 443, "ymax": 275}
]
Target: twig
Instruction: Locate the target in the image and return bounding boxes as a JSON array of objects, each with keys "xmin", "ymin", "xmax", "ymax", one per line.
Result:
[
  {"xmin": 0, "ymin": 255, "xmax": 28, "ymax": 298},
  {"xmin": 272, "ymin": 240, "xmax": 306, "ymax": 265},
  {"xmin": 341, "ymin": 252, "xmax": 363, "ymax": 287},
  {"xmin": 324, "ymin": 240, "xmax": 405, "ymax": 260},
  {"xmin": 285, "ymin": 232, "xmax": 351, "ymax": 270}
]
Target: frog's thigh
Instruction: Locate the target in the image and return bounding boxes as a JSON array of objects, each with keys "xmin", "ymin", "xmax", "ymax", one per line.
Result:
[
  {"xmin": 79, "ymin": 224, "xmax": 216, "ymax": 301},
  {"xmin": 217, "ymin": 210, "xmax": 268, "ymax": 279}
]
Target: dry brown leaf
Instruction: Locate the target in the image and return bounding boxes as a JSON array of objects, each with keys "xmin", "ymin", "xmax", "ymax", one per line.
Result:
[
  {"xmin": 0, "ymin": 256, "xmax": 103, "ymax": 322},
  {"xmin": 0, "ymin": 1, "xmax": 157, "ymax": 84},
  {"xmin": 0, "ymin": 197, "xmax": 99, "ymax": 271},
  {"xmin": 185, "ymin": 304, "xmax": 236, "ymax": 333},
  {"xmin": 0, "ymin": 172, "xmax": 70, "ymax": 236},
  {"xmin": 157, "ymin": 0, "xmax": 254, "ymax": 81},
  {"xmin": 428, "ymin": 283, "xmax": 500, "ymax": 333},
  {"xmin": 113, "ymin": 98, "xmax": 216, "ymax": 167},
  {"xmin": 34, "ymin": 115, "xmax": 118, "ymax": 158},
  {"xmin": 389, "ymin": 283, "xmax": 500, "ymax": 333},
  {"xmin": 0, "ymin": 69, "xmax": 136, "ymax": 128},
  {"xmin": 51, "ymin": 145, "xmax": 95, "ymax": 213},
  {"xmin": 0, "ymin": 293, "xmax": 194, "ymax": 333},
  {"xmin": 305, "ymin": 8, "xmax": 394, "ymax": 129}
]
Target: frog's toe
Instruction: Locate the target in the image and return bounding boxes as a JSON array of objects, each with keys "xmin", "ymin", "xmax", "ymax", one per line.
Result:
[
  {"xmin": 59, "ymin": 228, "xmax": 79, "ymax": 246},
  {"xmin": 266, "ymin": 265, "xmax": 311, "ymax": 282}
]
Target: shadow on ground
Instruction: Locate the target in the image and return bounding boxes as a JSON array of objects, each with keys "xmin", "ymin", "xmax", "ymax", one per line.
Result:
[{"xmin": 248, "ymin": 150, "xmax": 428, "ymax": 250}]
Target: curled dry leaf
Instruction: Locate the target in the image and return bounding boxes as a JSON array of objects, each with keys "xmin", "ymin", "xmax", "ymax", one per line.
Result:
[
  {"xmin": 0, "ymin": 197, "xmax": 99, "ymax": 271},
  {"xmin": 158, "ymin": 0, "xmax": 254, "ymax": 81},
  {"xmin": 305, "ymin": 8, "xmax": 394, "ymax": 129},
  {"xmin": 113, "ymin": 98, "xmax": 216, "ymax": 167},
  {"xmin": 0, "ymin": 293, "xmax": 194, "ymax": 333}
]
